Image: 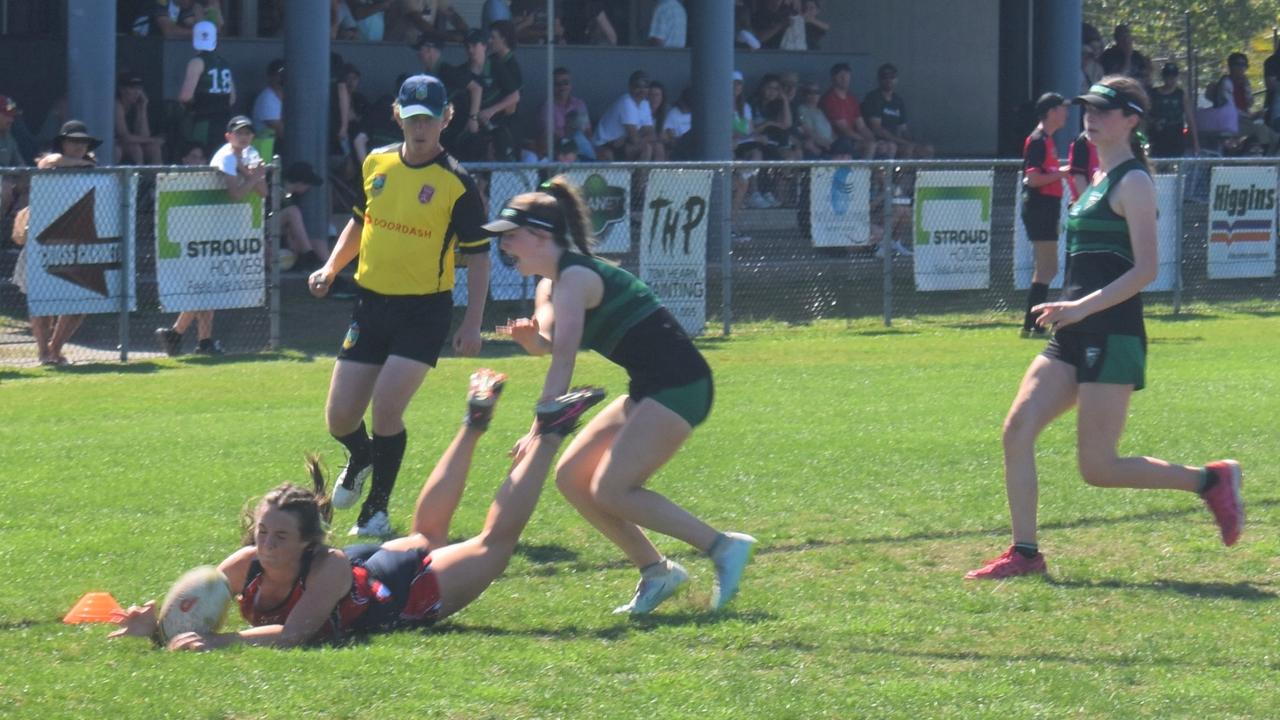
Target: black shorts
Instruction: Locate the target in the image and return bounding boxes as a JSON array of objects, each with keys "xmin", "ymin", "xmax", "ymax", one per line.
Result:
[
  {"xmin": 1021, "ymin": 193, "xmax": 1061, "ymax": 241},
  {"xmin": 343, "ymin": 544, "xmax": 442, "ymax": 631},
  {"xmin": 337, "ymin": 288, "xmax": 452, "ymax": 367},
  {"xmin": 610, "ymin": 308, "xmax": 715, "ymax": 427},
  {"xmin": 1042, "ymin": 331, "xmax": 1147, "ymax": 391}
]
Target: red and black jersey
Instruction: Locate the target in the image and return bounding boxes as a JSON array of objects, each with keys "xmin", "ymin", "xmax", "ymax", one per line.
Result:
[
  {"xmin": 238, "ymin": 546, "xmax": 391, "ymax": 644},
  {"xmin": 1022, "ymin": 128, "xmax": 1063, "ymax": 199},
  {"xmin": 1067, "ymin": 132, "xmax": 1100, "ymax": 202}
]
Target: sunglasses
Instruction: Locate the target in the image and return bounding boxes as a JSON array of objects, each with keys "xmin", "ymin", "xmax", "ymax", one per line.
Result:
[{"xmin": 554, "ymin": 79, "xmax": 571, "ymax": 86}]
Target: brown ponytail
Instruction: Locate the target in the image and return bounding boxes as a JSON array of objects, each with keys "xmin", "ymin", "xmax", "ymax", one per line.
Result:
[
  {"xmin": 240, "ymin": 454, "xmax": 333, "ymax": 545},
  {"xmin": 541, "ymin": 175, "xmax": 596, "ymax": 256}
]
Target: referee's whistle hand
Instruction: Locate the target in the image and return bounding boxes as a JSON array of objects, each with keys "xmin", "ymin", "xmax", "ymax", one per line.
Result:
[
  {"xmin": 453, "ymin": 326, "xmax": 483, "ymax": 356},
  {"xmin": 308, "ymin": 269, "xmax": 331, "ymax": 298}
]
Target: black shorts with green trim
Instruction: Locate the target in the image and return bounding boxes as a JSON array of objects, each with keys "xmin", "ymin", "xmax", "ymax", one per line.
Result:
[
  {"xmin": 612, "ymin": 308, "xmax": 715, "ymax": 427},
  {"xmin": 1042, "ymin": 331, "xmax": 1147, "ymax": 391}
]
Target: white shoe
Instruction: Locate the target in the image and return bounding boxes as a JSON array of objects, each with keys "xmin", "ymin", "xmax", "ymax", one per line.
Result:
[
  {"xmin": 762, "ymin": 192, "xmax": 782, "ymax": 208},
  {"xmin": 612, "ymin": 560, "xmax": 689, "ymax": 615},
  {"xmin": 710, "ymin": 532, "xmax": 757, "ymax": 611},
  {"xmin": 891, "ymin": 240, "xmax": 914, "ymax": 257},
  {"xmin": 349, "ymin": 510, "xmax": 392, "ymax": 537},
  {"xmin": 746, "ymin": 192, "xmax": 771, "ymax": 209},
  {"xmin": 331, "ymin": 462, "xmax": 371, "ymax": 510}
]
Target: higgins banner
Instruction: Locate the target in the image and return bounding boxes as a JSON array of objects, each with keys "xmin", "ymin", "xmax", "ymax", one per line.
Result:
[
  {"xmin": 809, "ymin": 166, "xmax": 871, "ymax": 247},
  {"xmin": 913, "ymin": 171, "xmax": 992, "ymax": 291},
  {"xmin": 155, "ymin": 172, "xmax": 265, "ymax": 311},
  {"xmin": 466, "ymin": 169, "xmax": 539, "ymax": 304},
  {"xmin": 1207, "ymin": 166, "xmax": 1276, "ymax": 279},
  {"xmin": 564, "ymin": 169, "xmax": 631, "ymax": 254},
  {"xmin": 640, "ymin": 169, "xmax": 711, "ymax": 336},
  {"xmin": 25, "ymin": 172, "xmax": 136, "ymax": 316}
]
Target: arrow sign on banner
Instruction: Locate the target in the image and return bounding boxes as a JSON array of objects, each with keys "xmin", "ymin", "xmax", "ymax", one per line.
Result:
[{"xmin": 36, "ymin": 187, "xmax": 122, "ymax": 296}]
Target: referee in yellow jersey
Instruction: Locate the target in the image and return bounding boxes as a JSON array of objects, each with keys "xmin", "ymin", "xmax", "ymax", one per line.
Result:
[{"xmin": 309, "ymin": 74, "xmax": 492, "ymax": 537}]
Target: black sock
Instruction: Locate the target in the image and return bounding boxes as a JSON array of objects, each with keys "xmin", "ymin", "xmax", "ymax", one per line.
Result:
[
  {"xmin": 363, "ymin": 430, "xmax": 407, "ymax": 517},
  {"xmin": 1023, "ymin": 283, "xmax": 1049, "ymax": 331},
  {"xmin": 1197, "ymin": 467, "xmax": 1217, "ymax": 495},
  {"xmin": 334, "ymin": 422, "xmax": 371, "ymax": 469},
  {"xmin": 1012, "ymin": 542, "xmax": 1039, "ymax": 558}
]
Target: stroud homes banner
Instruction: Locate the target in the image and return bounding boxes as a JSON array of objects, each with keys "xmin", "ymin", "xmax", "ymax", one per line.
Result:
[
  {"xmin": 469, "ymin": 169, "xmax": 539, "ymax": 304},
  {"xmin": 564, "ymin": 169, "xmax": 631, "ymax": 254},
  {"xmin": 155, "ymin": 172, "xmax": 265, "ymax": 311},
  {"xmin": 810, "ymin": 166, "xmax": 871, "ymax": 247},
  {"xmin": 640, "ymin": 169, "xmax": 711, "ymax": 336},
  {"xmin": 1207, "ymin": 166, "xmax": 1277, "ymax": 279},
  {"xmin": 913, "ymin": 171, "xmax": 992, "ymax": 291},
  {"xmin": 26, "ymin": 172, "xmax": 136, "ymax": 316}
]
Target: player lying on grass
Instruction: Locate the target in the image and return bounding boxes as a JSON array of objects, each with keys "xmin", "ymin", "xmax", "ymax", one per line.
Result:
[
  {"xmin": 489, "ymin": 175, "xmax": 755, "ymax": 615},
  {"xmin": 108, "ymin": 370, "xmax": 605, "ymax": 650}
]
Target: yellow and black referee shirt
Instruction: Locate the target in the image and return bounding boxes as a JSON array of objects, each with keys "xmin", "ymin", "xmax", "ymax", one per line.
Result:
[{"xmin": 351, "ymin": 144, "xmax": 490, "ymax": 295}]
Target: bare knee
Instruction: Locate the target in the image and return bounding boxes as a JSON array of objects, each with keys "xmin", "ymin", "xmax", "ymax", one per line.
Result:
[
  {"xmin": 1002, "ymin": 409, "xmax": 1039, "ymax": 451},
  {"xmin": 1077, "ymin": 450, "xmax": 1117, "ymax": 487},
  {"xmin": 588, "ymin": 478, "xmax": 629, "ymax": 516},
  {"xmin": 555, "ymin": 461, "xmax": 594, "ymax": 505}
]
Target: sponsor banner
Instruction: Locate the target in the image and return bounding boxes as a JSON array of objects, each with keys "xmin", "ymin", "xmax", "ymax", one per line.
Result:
[
  {"xmin": 155, "ymin": 172, "xmax": 265, "ymax": 311},
  {"xmin": 563, "ymin": 168, "xmax": 631, "ymax": 254},
  {"xmin": 640, "ymin": 169, "xmax": 711, "ymax": 336},
  {"xmin": 809, "ymin": 166, "xmax": 871, "ymax": 247},
  {"xmin": 25, "ymin": 173, "xmax": 136, "ymax": 316},
  {"xmin": 912, "ymin": 171, "xmax": 992, "ymax": 291},
  {"xmin": 1012, "ymin": 190, "xmax": 1067, "ymax": 290},
  {"xmin": 459, "ymin": 169, "xmax": 538, "ymax": 305},
  {"xmin": 1207, "ymin": 166, "xmax": 1276, "ymax": 279}
]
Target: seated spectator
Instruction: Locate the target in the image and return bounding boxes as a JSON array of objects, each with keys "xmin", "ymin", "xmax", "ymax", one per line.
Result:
[
  {"xmin": 0, "ymin": 94, "xmax": 29, "ymax": 172},
  {"xmin": 647, "ymin": 0, "xmax": 686, "ymax": 48},
  {"xmin": 178, "ymin": 20, "xmax": 235, "ymax": 155},
  {"xmin": 731, "ymin": 71, "xmax": 776, "ymax": 211},
  {"xmin": 649, "ymin": 81, "xmax": 671, "ymax": 149},
  {"xmin": 819, "ymin": 62, "xmax": 886, "ymax": 159},
  {"xmin": 412, "ymin": 33, "xmax": 449, "ymax": 77},
  {"xmin": 863, "ymin": 63, "xmax": 932, "ymax": 158},
  {"xmin": 481, "ymin": 0, "xmax": 511, "ymax": 31},
  {"xmin": 801, "ymin": 0, "xmax": 828, "ymax": 49},
  {"xmin": 553, "ymin": 136, "xmax": 578, "ymax": 163},
  {"xmin": 1212, "ymin": 53, "xmax": 1277, "ymax": 154},
  {"xmin": 341, "ymin": 63, "xmax": 373, "ymax": 166},
  {"xmin": 251, "ymin": 58, "xmax": 285, "ymax": 145},
  {"xmin": 440, "ymin": 30, "xmax": 489, "ymax": 161},
  {"xmin": 331, "ymin": 0, "xmax": 358, "ymax": 39},
  {"xmin": 137, "ymin": 0, "xmax": 223, "ymax": 39},
  {"xmin": 114, "ymin": 74, "xmax": 165, "ymax": 165},
  {"xmin": 661, "ymin": 87, "xmax": 693, "ymax": 159},
  {"xmin": 1099, "ymin": 23, "xmax": 1150, "ymax": 79},
  {"xmin": 752, "ymin": 0, "xmax": 797, "ymax": 50},
  {"xmin": 795, "ymin": 80, "xmax": 834, "ymax": 158},
  {"xmin": 539, "ymin": 66, "xmax": 591, "ymax": 156},
  {"xmin": 593, "ymin": 70, "xmax": 662, "ymax": 161},
  {"xmin": 734, "ymin": 4, "xmax": 760, "ymax": 50},
  {"xmin": 753, "ymin": 74, "xmax": 800, "ymax": 161},
  {"xmin": 346, "ymin": 0, "xmax": 392, "ymax": 42},
  {"xmin": 279, "ymin": 160, "xmax": 329, "ymax": 272},
  {"xmin": 479, "ymin": 20, "xmax": 523, "ymax": 161}
]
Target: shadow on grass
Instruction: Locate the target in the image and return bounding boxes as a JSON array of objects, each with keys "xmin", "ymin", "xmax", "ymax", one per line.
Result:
[
  {"xmin": 1147, "ymin": 310, "xmax": 1219, "ymax": 323},
  {"xmin": 842, "ymin": 643, "xmax": 1188, "ymax": 669},
  {"xmin": 1149, "ymin": 336, "xmax": 1204, "ymax": 345},
  {"xmin": 940, "ymin": 322, "xmax": 1010, "ymax": 331},
  {"xmin": 429, "ymin": 609, "xmax": 777, "ymax": 642},
  {"xmin": 1045, "ymin": 577, "xmax": 1276, "ymax": 601}
]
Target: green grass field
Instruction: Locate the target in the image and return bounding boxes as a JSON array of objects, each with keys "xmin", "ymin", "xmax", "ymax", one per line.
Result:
[{"xmin": 1, "ymin": 307, "xmax": 1277, "ymax": 719}]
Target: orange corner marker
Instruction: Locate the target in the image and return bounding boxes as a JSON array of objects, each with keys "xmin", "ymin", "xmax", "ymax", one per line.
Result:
[{"xmin": 63, "ymin": 592, "xmax": 124, "ymax": 624}]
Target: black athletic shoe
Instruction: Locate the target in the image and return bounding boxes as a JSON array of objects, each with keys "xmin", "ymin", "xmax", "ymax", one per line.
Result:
[
  {"xmin": 195, "ymin": 338, "xmax": 225, "ymax": 355},
  {"xmin": 535, "ymin": 386, "xmax": 607, "ymax": 436},
  {"xmin": 465, "ymin": 369, "xmax": 507, "ymax": 430},
  {"xmin": 155, "ymin": 327, "xmax": 183, "ymax": 357}
]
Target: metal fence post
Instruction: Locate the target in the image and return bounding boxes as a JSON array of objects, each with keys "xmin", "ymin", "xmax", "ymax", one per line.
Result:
[
  {"xmin": 1173, "ymin": 161, "xmax": 1185, "ymax": 316},
  {"xmin": 881, "ymin": 161, "xmax": 894, "ymax": 327},
  {"xmin": 719, "ymin": 165, "xmax": 733, "ymax": 336},
  {"xmin": 118, "ymin": 168, "xmax": 137, "ymax": 363},
  {"xmin": 268, "ymin": 158, "xmax": 282, "ymax": 351}
]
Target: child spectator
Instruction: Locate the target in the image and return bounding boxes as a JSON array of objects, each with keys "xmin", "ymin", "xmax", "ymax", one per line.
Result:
[{"xmin": 251, "ymin": 58, "xmax": 285, "ymax": 145}]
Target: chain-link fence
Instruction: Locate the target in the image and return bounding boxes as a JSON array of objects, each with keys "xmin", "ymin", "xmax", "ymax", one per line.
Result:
[{"xmin": 1, "ymin": 164, "xmax": 280, "ymax": 366}]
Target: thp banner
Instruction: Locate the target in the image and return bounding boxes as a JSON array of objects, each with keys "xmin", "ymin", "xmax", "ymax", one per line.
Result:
[
  {"xmin": 25, "ymin": 172, "xmax": 136, "ymax": 316},
  {"xmin": 155, "ymin": 172, "xmax": 265, "ymax": 311},
  {"xmin": 1207, "ymin": 166, "xmax": 1276, "ymax": 279},
  {"xmin": 640, "ymin": 169, "xmax": 711, "ymax": 336},
  {"xmin": 912, "ymin": 171, "xmax": 992, "ymax": 291},
  {"xmin": 809, "ymin": 166, "xmax": 871, "ymax": 247}
]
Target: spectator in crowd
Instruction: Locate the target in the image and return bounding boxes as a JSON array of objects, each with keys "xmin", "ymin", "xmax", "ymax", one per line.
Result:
[
  {"xmin": 752, "ymin": 0, "xmax": 798, "ymax": 50},
  {"xmin": 0, "ymin": 96, "xmax": 29, "ymax": 218},
  {"xmin": 331, "ymin": 0, "xmax": 359, "ymax": 39},
  {"xmin": 1099, "ymin": 23, "xmax": 1149, "ymax": 79},
  {"xmin": 863, "ymin": 63, "xmax": 932, "ymax": 158},
  {"xmin": 424, "ymin": 0, "xmax": 471, "ymax": 42},
  {"xmin": 478, "ymin": 20, "xmax": 523, "ymax": 161},
  {"xmin": 412, "ymin": 34, "xmax": 449, "ymax": 78},
  {"xmin": 347, "ymin": 0, "xmax": 393, "ymax": 42},
  {"xmin": 1081, "ymin": 22, "xmax": 1105, "ymax": 92},
  {"xmin": 594, "ymin": 70, "xmax": 662, "ymax": 161},
  {"xmin": 539, "ymin": 66, "xmax": 591, "ymax": 156},
  {"xmin": 30, "ymin": 121, "xmax": 101, "ymax": 365},
  {"xmin": 571, "ymin": 1, "xmax": 619, "ymax": 45},
  {"xmin": 1208, "ymin": 52, "xmax": 1276, "ymax": 154},
  {"xmin": 819, "ymin": 62, "xmax": 885, "ymax": 160},
  {"xmin": 114, "ymin": 74, "xmax": 165, "ymax": 165},
  {"xmin": 156, "ymin": 116, "xmax": 266, "ymax": 358},
  {"xmin": 1148, "ymin": 62, "xmax": 1199, "ymax": 158},
  {"xmin": 731, "ymin": 71, "xmax": 775, "ymax": 211},
  {"xmin": 647, "ymin": 0, "xmax": 686, "ymax": 48},
  {"xmin": 341, "ymin": 64, "xmax": 374, "ymax": 166},
  {"xmin": 140, "ymin": 0, "xmax": 223, "ymax": 39},
  {"xmin": 648, "ymin": 81, "xmax": 670, "ymax": 147},
  {"xmin": 279, "ymin": 160, "xmax": 329, "ymax": 272},
  {"xmin": 801, "ymin": 0, "xmax": 828, "ymax": 50},
  {"xmin": 252, "ymin": 58, "xmax": 286, "ymax": 145},
  {"xmin": 795, "ymin": 80, "xmax": 835, "ymax": 158},
  {"xmin": 552, "ymin": 136, "xmax": 578, "ymax": 163},
  {"xmin": 178, "ymin": 20, "xmax": 235, "ymax": 155},
  {"xmin": 509, "ymin": 0, "xmax": 560, "ymax": 45},
  {"xmin": 1265, "ymin": 45, "xmax": 1280, "ymax": 133},
  {"xmin": 661, "ymin": 87, "xmax": 693, "ymax": 159},
  {"xmin": 754, "ymin": 74, "xmax": 800, "ymax": 160},
  {"xmin": 734, "ymin": 3, "xmax": 760, "ymax": 50},
  {"xmin": 440, "ymin": 30, "xmax": 489, "ymax": 161}
]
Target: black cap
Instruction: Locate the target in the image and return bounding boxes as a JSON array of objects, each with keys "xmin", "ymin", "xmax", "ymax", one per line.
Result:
[
  {"xmin": 464, "ymin": 28, "xmax": 486, "ymax": 46},
  {"xmin": 226, "ymin": 115, "xmax": 254, "ymax": 133},
  {"xmin": 55, "ymin": 119, "xmax": 102, "ymax": 150},
  {"xmin": 284, "ymin": 161, "xmax": 324, "ymax": 186},
  {"xmin": 267, "ymin": 58, "xmax": 285, "ymax": 76},
  {"xmin": 1073, "ymin": 83, "xmax": 1145, "ymax": 116},
  {"xmin": 1034, "ymin": 92, "xmax": 1065, "ymax": 118},
  {"xmin": 1161, "ymin": 61, "xmax": 1179, "ymax": 76}
]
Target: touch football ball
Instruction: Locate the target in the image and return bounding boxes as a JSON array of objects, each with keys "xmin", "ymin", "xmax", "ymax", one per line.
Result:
[{"xmin": 157, "ymin": 566, "xmax": 233, "ymax": 643}]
